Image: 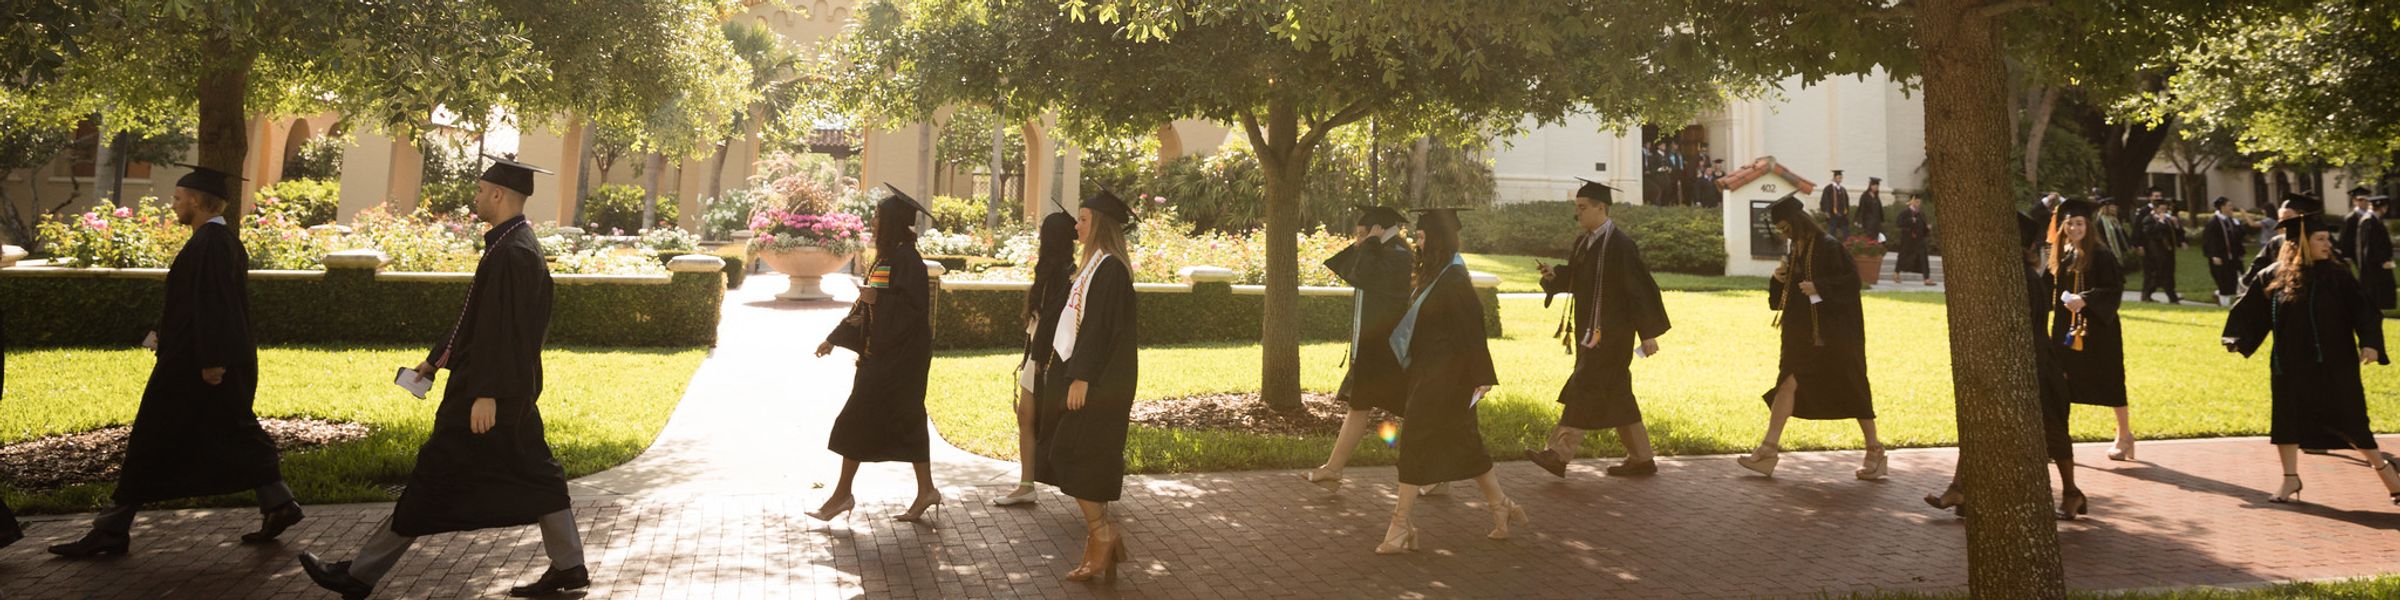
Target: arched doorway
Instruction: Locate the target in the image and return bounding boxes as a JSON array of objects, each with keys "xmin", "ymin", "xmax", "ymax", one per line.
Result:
[{"xmin": 1637, "ymin": 123, "xmax": 1710, "ymax": 206}]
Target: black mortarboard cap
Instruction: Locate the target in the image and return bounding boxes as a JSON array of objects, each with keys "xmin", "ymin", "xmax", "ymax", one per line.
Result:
[
  {"xmin": 2348, "ymin": 186, "xmax": 2372, "ymax": 198},
  {"xmin": 1768, "ymin": 193, "xmax": 1808, "ymax": 224},
  {"xmin": 2212, "ymin": 196, "xmax": 2231, "ymax": 208},
  {"xmin": 171, "ymin": 163, "xmax": 245, "ymax": 200},
  {"xmin": 1355, "ymin": 205, "xmax": 1407, "ymax": 229},
  {"xmin": 1082, "ymin": 189, "xmax": 1137, "ymax": 230},
  {"xmin": 1830, "ymin": 169, "xmax": 1844, "ymax": 177},
  {"xmin": 2057, "ymin": 198, "xmax": 2100, "ymax": 220},
  {"xmin": 1868, "ymin": 176, "xmax": 1882, "ymax": 185},
  {"xmin": 2280, "ymin": 193, "xmax": 2322, "ymax": 214},
  {"xmin": 2018, "ymin": 212, "xmax": 2042, "ymax": 247},
  {"xmin": 876, "ymin": 183, "xmax": 930, "ymax": 216},
  {"xmin": 478, "ymin": 154, "xmax": 553, "ymax": 197},
  {"xmin": 2275, "ymin": 215, "xmax": 2336, "ymax": 241},
  {"xmin": 1573, "ymin": 177, "xmax": 1619, "ymax": 205},
  {"xmin": 2370, "ymin": 196, "xmax": 2390, "ymax": 208},
  {"xmin": 1408, "ymin": 207, "xmax": 1473, "ymax": 235}
]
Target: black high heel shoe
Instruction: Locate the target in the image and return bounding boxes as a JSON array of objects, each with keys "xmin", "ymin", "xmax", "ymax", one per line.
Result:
[
  {"xmin": 2268, "ymin": 474, "xmax": 2304, "ymax": 504},
  {"xmin": 1923, "ymin": 484, "xmax": 1964, "ymax": 514},
  {"xmin": 2054, "ymin": 489, "xmax": 2089, "ymax": 520}
]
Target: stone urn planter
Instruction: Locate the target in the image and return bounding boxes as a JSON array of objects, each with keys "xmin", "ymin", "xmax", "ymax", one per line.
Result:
[{"xmin": 757, "ymin": 246, "xmax": 853, "ymax": 301}]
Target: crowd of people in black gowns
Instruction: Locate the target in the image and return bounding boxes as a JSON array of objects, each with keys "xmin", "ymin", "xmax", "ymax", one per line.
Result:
[{"xmin": 5, "ymin": 157, "xmax": 2399, "ymax": 595}]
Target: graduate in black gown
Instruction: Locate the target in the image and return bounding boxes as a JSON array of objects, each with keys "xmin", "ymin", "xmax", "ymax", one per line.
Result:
[
  {"xmin": 2250, "ymin": 194, "xmax": 2322, "ymax": 276},
  {"xmin": 1037, "ymin": 191, "xmax": 1140, "ymax": 582},
  {"xmin": 1, "ymin": 313, "xmax": 22, "ymax": 548},
  {"xmin": 2343, "ymin": 194, "xmax": 2395, "ymax": 312},
  {"xmin": 1523, "ymin": 179, "xmax": 1671, "ymax": 479},
  {"xmin": 1738, "ymin": 194, "xmax": 1886, "ymax": 480},
  {"xmin": 2222, "ymin": 215, "xmax": 2400, "ymax": 506},
  {"xmin": 1894, "ymin": 195, "xmax": 1935, "ymax": 285},
  {"xmin": 1301, "ymin": 205, "xmax": 1416, "ymax": 491},
  {"xmin": 995, "ymin": 203, "xmax": 1081, "ymax": 507},
  {"xmin": 2337, "ymin": 186, "xmax": 2372, "ymax": 264},
  {"xmin": 1376, "ymin": 207, "xmax": 1525, "ymax": 555},
  {"xmin": 807, "ymin": 185, "xmax": 941, "ymax": 523},
  {"xmin": 300, "ymin": 156, "xmax": 586, "ymax": 599},
  {"xmin": 1924, "ymin": 212, "xmax": 2087, "ymax": 519},
  {"xmin": 1855, "ymin": 177, "xmax": 1887, "ymax": 241},
  {"xmin": 2043, "ymin": 199, "xmax": 2139, "ymax": 463},
  {"xmin": 2200, "ymin": 197, "xmax": 2250, "ymax": 306},
  {"xmin": 51, "ymin": 165, "xmax": 304, "ymax": 558}
]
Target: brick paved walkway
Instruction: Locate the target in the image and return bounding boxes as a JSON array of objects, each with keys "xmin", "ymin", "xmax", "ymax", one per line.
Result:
[{"xmin": 3, "ymin": 276, "xmax": 2396, "ymax": 599}]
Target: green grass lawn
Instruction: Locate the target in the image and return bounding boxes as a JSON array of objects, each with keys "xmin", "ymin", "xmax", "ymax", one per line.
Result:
[
  {"xmin": 1463, "ymin": 252, "xmax": 1767, "ymax": 293},
  {"xmin": 1, "ymin": 345, "xmax": 706, "ymax": 514},
  {"xmin": 927, "ymin": 291, "xmax": 2399, "ymax": 474}
]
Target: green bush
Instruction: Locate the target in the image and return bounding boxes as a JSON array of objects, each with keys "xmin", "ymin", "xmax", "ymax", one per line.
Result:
[
  {"xmin": 1460, "ymin": 202, "xmax": 1726, "ymax": 274},
  {"xmin": 418, "ymin": 179, "xmax": 477, "ymax": 216},
  {"xmin": 929, "ymin": 280, "xmax": 1500, "ymax": 351},
  {"xmin": 35, "ymin": 203, "xmax": 188, "ymax": 269},
  {"xmin": 929, "ymin": 195, "xmax": 987, "ymax": 232},
  {"xmin": 281, "ymin": 135, "xmax": 347, "ymax": 181},
  {"xmin": 585, "ymin": 184, "xmax": 680, "ymax": 234},
  {"xmin": 254, "ymin": 178, "xmax": 340, "ymax": 227},
  {"xmin": 698, "ymin": 188, "xmax": 762, "ymax": 241},
  {"xmin": 3, "ymin": 266, "xmax": 723, "ymax": 348}
]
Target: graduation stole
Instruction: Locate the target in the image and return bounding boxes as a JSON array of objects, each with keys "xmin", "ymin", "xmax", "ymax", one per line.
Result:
[
  {"xmin": 435, "ymin": 218, "xmax": 531, "ymax": 369},
  {"xmin": 1553, "ymin": 225, "xmax": 1614, "ymax": 353},
  {"xmin": 1052, "ymin": 251, "xmax": 1113, "ymax": 362},
  {"xmin": 1771, "ymin": 235, "xmax": 1825, "ymax": 347},
  {"xmin": 2057, "ymin": 250, "xmax": 2088, "ymax": 352}
]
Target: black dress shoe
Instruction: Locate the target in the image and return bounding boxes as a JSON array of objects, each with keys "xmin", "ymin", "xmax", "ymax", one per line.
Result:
[
  {"xmin": 298, "ymin": 551, "xmax": 373, "ymax": 600},
  {"xmin": 243, "ymin": 501, "xmax": 306, "ymax": 543},
  {"xmin": 1604, "ymin": 458, "xmax": 1659, "ymax": 477},
  {"xmin": 47, "ymin": 531, "xmax": 129, "ymax": 558},
  {"xmin": 1522, "ymin": 449, "xmax": 1569, "ymax": 478},
  {"xmin": 509, "ymin": 564, "xmax": 591, "ymax": 597}
]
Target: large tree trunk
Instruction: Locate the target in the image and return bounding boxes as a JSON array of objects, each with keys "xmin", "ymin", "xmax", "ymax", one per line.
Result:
[
  {"xmin": 574, "ymin": 116, "xmax": 597, "ymax": 227},
  {"xmin": 1408, "ymin": 136, "xmax": 1431, "ymax": 205},
  {"xmin": 2020, "ymin": 87, "xmax": 2059, "ymax": 186},
  {"xmin": 1915, "ymin": 1, "xmax": 2067, "ymax": 598},
  {"xmin": 1246, "ymin": 98, "xmax": 1308, "ymax": 412},
  {"xmin": 2071, "ymin": 98, "xmax": 2172, "ymax": 202},
  {"xmin": 194, "ymin": 36, "xmax": 254, "ymax": 218}
]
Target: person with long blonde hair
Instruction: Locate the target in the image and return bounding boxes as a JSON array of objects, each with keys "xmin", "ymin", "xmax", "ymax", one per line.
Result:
[
  {"xmin": 1038, "ymin": 191, "xmax": 1142, "ymax": 582},
  {"xmin": 2222, "ymin": 214, "xmax": 2400, "ymax": 506}
]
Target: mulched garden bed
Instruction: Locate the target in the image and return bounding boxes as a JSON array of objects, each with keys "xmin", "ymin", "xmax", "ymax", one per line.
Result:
[
  {"xmin": 0, "ymin": 418, "xmax": 370, "ymax": 490},
  {"xmin": 1130, "ymin": 392, "xmax": 1395, "ymax": 437}
]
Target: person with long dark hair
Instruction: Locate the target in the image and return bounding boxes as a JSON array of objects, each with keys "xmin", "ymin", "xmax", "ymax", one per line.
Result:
[
  {"xmin": 1377, "ymin": 207, "xmax": 1523, "ymax": 554},
  {"xmin": 1039, "ymin": 191, "xmax": 1141, "ymax": 582},
  {"xmin": 1738, "ymin": 194, "xmax": 1885, "ymax": 480},
  {"xmin": 2223, "ymin": 215, "xmax": 2400, "ymax": 506},
  {"xmin": 1301, "ymin": 205, "xmax": 1416, "ymax": 491},
  {"xmin": 994, "ymin": 205, "xmax": 1082, "ymax": 507},
  {"xmin": 808, "ymin": 185, "xmax": 940, "ymax": 523},
  {"xmin": 2045, "ymin": 199, "xmax": 2135, "ymax": 466},
  {"xmin": 54, "ymin": 165, "xmax": 304, "ymax": 558},
  {"xmin": 1925, "ymin": 212, "xmax": 2084, "ymax": 519}
]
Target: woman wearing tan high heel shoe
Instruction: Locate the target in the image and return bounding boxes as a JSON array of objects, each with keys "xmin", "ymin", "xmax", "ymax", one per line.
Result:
[
  {"xmin": 2222, "ymin": 213, "xmax": 2399, "ymax": 507},
  {"xmin": 994, "ymin": 209, "xmax": 1081, "ymax": 508},
  {"xmin": 1376, "ymin": 208, "xmax": 1525, "ymax": 555},
  {"xmin": 1301, "ymin": 206, "xmax": 1415, "ymax": 492},
  {"xmin": 1740, "ymin": 195, "xmax": 1884, "ymax": 480},
  {"xmin": 809, "ymin": 187, "xmax": 943, "ymax": 524},
  {"xmin": 1925, "ymin": 212, "xmax": 2087, "ymax": 519},
  {"xmin": 1037, "ymin": 192, "xmax": 1141, "ymax": 581}
]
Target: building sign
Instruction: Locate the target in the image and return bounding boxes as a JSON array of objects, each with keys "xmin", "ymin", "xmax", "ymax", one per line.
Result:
[{"xmin": 1749, "ymin": 199, "xmax": 1784, "ymax": 259}]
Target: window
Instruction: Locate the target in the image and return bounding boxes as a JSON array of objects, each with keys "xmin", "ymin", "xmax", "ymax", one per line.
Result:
[{"xmin": 67, "ymin": 118, "xmax": 155, "ymax": 180}]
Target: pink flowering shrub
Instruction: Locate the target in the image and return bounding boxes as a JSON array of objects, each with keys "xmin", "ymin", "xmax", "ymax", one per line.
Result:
[
  {"xmin": 750, "ymin": 208, "xmax": 867, "ymax": 256},
  {"xmin": 37, "ymin": 202, "xmax": 188, "ymax": 268}
]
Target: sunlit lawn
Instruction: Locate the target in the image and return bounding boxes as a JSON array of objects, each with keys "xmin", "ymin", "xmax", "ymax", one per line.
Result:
[
  {"xmin": 1, "ymin": 345, "xmax": 706, "ymax": 514},
  {"xmin": 928, "ymin": 291, "xmax": 2398, "ymax": 474}
]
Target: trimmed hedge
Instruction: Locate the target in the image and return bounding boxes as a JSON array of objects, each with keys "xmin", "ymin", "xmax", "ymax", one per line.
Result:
[
  {"xmin": 930, "ymin": 280, "xmax": 1501, "ymax": 351},
  {"xmin": 1461, "ymin": 202, "xmax": 1727, "ymax": 274},
  {"xmin": 3, "ymin": 266, "xmax": 722, "ymax": 348}
]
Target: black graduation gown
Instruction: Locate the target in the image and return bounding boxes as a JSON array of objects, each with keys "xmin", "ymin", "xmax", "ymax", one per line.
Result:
[
  {"xmin": 2024, "ymin": 262, "xmax": 2075, "ymax": 461},
  {"xmin": 2044, "ymin": 247, "xmax": 2128, "ymax": 407},
  {"xmin": 1325, "ymin": 236, "xmax": 1415, "ymax": 415},
  {"xmin": 1025, "ymin": 257, "xmax": 1076, "ymax": 444},
  {"xmin": 1819, "ymin": 185, "xmax": 1853, "ymax": 238},
  {"xmin": 1541, "ymin": 227, "xmax": 1670, "ymax": 430},
  {"xmin": 2250, "ymin": 234, "xmax": 2286, "ymax": 277},
  {"xmin": 2, "ymin": 313, "xmax": 11, "ymax": 523},
  {"xmin": 112, "ymin": 222, "xmax": 283, "ymax": 505},
  {"xmin": 1855, "ymin": 192, "xmax": 1886, "ymax": 238},
  {"xmin": 1762, "ymin": 232, "xmax": 1875, "ymax": 420},
  {"xmin": 2201, "ymin": 214, "xmax": 2248, "ymax": 296},
  {"xmin": 392, "ymin": 218, "xmax": 569, "ymax": 537},
  {"xmin": 2137, "ymin": 215, "xmax": 2183, "ymax": 295},
  {"xmin": 2338, "ymin": 211, "xmax": 2368, "ymax": 263},
  {"xmin": 1895, "ymin": 208, "xmax": 1932, "ymax": 275},
  {"xmin": 1036, "ymin": 257, "xmax": 1139, "ymax": 502},
  {"xmin": 824, "ymin": 249, "xmax": 933, "ymax": 463},
  {"xmin": 1395, "ymin": 265, "xmax": 1499, "ymax": 486},
  {"xmin": 2223, "ymin": 262, "xmax": 2389, "ymax": 450},
  {"xmin": 2350, "ymin": 216, "xmax": 2395, "ymax": 310}
]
